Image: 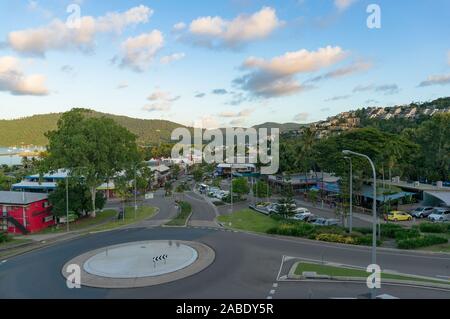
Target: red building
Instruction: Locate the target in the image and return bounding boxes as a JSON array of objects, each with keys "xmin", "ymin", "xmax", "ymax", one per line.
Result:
[{"xmin": 0, "ymin": 191, "xmax": 54, "ymax": 235}]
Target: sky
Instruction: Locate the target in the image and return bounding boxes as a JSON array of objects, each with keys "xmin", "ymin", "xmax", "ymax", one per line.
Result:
[{"xmin": 0, "ymin": 0, "xmax": 449, "ymax": 128}]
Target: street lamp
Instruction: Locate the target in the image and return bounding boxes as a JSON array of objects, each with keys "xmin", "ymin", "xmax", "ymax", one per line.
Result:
[
  {"xmin": 342, "ymin": 150, "xmax": 378, "ymax": 299},
  {"xmin": 344, "ymin": 157, "xmax": 353, "ymax": 233}
]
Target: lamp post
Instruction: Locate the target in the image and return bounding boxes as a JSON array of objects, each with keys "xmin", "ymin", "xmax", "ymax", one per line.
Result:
[
  {"xmin": 342, "ymin": 150, "xmax": 377, "ymax": 299},
  {"xmin": 66, "ymin": 175, "xmax": 69, "ymax": 232},
  {"xmin": 344, "ymin": 157, "xmax": 353, "ymax": 233},
  {"xmin": 134, "ymin": 165, "xmax": 138, "ymax": 220}
]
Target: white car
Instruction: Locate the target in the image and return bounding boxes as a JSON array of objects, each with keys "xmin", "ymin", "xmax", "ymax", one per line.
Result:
[
  {"xmin": 294, "ymin": 207, "xmax": 311, "ymax": 215},
  {"xmin": 428, "ymin": 208, "xmax": 450, "ymax": 222},
  {"xmin": 292, "ymin": 212, "xmax": 315, "ymax": 222}
]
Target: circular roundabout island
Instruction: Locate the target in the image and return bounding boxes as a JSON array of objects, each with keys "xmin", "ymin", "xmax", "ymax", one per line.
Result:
[{"xmin": 62, "ymin": 240, "xmax": 215, "ymax": 289}]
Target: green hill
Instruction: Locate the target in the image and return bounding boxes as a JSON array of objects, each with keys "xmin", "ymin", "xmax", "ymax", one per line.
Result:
[{"xmin": 0, "ymin": 110, "xmax": 187, "ymax": 147}]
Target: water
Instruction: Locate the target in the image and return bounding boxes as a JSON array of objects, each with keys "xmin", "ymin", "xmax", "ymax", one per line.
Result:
[{"xmin": 0, "ymin": 147, "xmax": 43, "ymax": 166}]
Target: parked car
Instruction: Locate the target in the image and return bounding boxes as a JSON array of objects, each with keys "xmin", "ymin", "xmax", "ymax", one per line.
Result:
[
  {"xmin": 428, "ymin": 208, "xmax": 450, "ymax": 222},
  {"xmin": 294, "ymin": 207, "xmax": 311, "ymax": 215},
  {"xmin": 292, "ymin": 212, "xmax": 315, "ymax": 222},
  {"xmin": 384, "ymin": 211, "xmax": 413, "ymax": 222},
  {"xmin": 267, "ymin": 203, "xmax": 280, "ymax": 215},
  {"xmin": 409, "ymin": 206, "xmax": 435, "ymax": 218},
  {"xmin": 215, "ymin": 190, "xmax": 229, "ymax": 200},
  {"xmin": 312, "ymin": 218, "xmax": 339, "ymax": 226}
]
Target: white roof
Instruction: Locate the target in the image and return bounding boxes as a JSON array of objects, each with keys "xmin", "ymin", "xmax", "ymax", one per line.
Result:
[{"xmin": 150, "ymin": 165, "xmax": 171, "ymax": 173}]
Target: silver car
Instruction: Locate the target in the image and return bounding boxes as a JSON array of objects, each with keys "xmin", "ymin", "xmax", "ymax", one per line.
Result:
[
  {"xmin": 409, "ymin": 206, "xmax": 435, "ymax": 218},
  {"xmin": 428, "ymin": 208, "xmax": 450, "ymax": 222}
]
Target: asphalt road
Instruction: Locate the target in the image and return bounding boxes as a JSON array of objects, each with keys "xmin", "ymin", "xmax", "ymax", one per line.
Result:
[{"xmin": 0, "ymin": 190, "xmax": 449, "ymax": 299}]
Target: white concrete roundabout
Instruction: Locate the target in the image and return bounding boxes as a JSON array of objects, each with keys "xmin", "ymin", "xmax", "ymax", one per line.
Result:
[{"xmin": 62, "ymin": 240, "xmax": 215, "ymax": 289}]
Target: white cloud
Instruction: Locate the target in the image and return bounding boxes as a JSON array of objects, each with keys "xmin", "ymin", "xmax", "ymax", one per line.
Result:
[
  {"xmin": 353, "ymin": 83, "xmax": 400, "ymax": 95},
  {"xmin": 418, "ymin": 74, "xmax": 450, "ymax": 87},
  {"xmin": 173, "ymin": 22, "xmax": 187, "ymax": 32},
  {"xmin": 187, "ymin": 7, "xmax": 283, "ymax": 49},
  {"xmin": 120, "ymin": 30, "xmax": 164, "ymax": 72},
  {"xmin": 335, "ymin": 0, "xmax": 357, "ymax": 11},
  {"xmin": 160, "ymin": 52, "xmax": 185, "ymax": 64},
  {"xmin": 306, "ymin": 60, "xmax": 372, "ymax": 83},
  {"xmin": 8, "ymin": 5, "xmax": 153, "ymax": 56},
  {"xmin": 218, "ymin": 108, "xmax": 254, "ymax": 118},
  {"xmin": 234, "ymin": 46, "xmax": 347, "ymax": 98},
  {"xmin": 143, "ymin": 89, "xmax": 180, "ymax": 112},
  {"xmin": 293, "ymin": 112, "xmax": 310, "ymax": 123},
  {"xmin": 116, "ymin": 82, "xmax": 128, "ymax": 89},
  {"xmin": 0, "ymin": 56, "xmax": 49, "ymax": 96}
]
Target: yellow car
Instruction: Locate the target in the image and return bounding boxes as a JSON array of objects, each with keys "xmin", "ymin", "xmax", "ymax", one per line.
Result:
[{"xmin": 384, "ymin": 211, "xmax": 413, "ymax": 222}]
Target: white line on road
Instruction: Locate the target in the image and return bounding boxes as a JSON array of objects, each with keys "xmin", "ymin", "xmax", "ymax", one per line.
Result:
[
  {"xmin": 273, "ymin": 283, "xmax": 278, "ymax": 288},
  {"xmin": 266, "ymin": 296, "xmax": 273, "ymax": 299},
  {"xmin": 1, "ymin": 260, "xmax": 7, "ymax": 264},
  {"xmin": 269, "ymin": 290, "xmax": 275, "ymax": 294}
]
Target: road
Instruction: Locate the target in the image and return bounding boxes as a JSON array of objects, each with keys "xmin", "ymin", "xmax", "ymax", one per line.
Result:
[{"xmin": 0, "ymin": 188, "xmax": 449, "ymax": 299}]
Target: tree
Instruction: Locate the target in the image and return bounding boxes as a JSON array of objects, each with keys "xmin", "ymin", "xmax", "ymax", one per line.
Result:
[
  {"xmin": 193, "ymin": 167, "xmax": 204, "ymax": 183},
  {"xmin": 115, "ymin": 175, "xmax": 133, "ymax": 215},
  {"xmin": 277, "ymin": 198, "xmax": 297, "ymax": 219},
  {"xmin": 232, "ymin": 177, "xmax": 250, "ymax": 199},
  {"xmin": 253, "ymin": 180, "xmax": 271, "ymax": 199},
  {"xmin": 164, "ymin": 181, "xmax": 173, "ymax": 196},
  {"xmin": 172, "ymin": 164, "xmax": 181, "ymax": 180},
  {"xmin": 43, "ymin": 109, "xmax": 141, "ymax": 217},
  {"xmin": 48, "ymin": 180, "xmax": 106, "ymax": 217}
]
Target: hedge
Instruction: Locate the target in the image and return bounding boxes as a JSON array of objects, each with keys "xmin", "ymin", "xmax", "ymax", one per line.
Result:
[
  {"xmin": 315, "ymin": 233, "xmax": 355, "ymax": 245},
  {"xmin": 419, "ymin": 223, "xmax": 449, "ymax": 234},
  {"xmin": 396, "ymin": 235, "xmax": 448, "ymax": 249},
  {"xmin": 267, "ymin": 223, "xmax": 315, "ymax": 237},
  {"xmin": 394, "ymin": 228, "xmax": 421, "ymax": 240},
  {"xmin": 0, "ymin": 232, "xmax": 10, "ymax": 243},
  {"xmin": 380, "ymin": 224, "xmax": 403, "ymax": 238}
]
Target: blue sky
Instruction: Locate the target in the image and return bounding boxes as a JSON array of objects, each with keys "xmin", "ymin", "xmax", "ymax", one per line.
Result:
[{"xmin": 0, "ymin": 0, "xmax": 449, "ymax": 128}]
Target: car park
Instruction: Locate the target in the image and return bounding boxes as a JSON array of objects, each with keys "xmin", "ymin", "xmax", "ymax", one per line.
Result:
[
  {"xmin": 384, "ymin": 211, "xmax": 413, "ymax": 222},
  {"xmin": 428, "ymin": 208, "xmax": 450, "ymax": 222},
  {"xmin": 409, "ymin": 206, "xmax": 435, "ymax": 218}
]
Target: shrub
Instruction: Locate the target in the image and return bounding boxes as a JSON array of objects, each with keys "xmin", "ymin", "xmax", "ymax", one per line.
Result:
[
  {"xmin": 353, "ymin": 234, "xmax": 382, "ymax": 246},
  {"xmin": 0, "ymin": 232, "xmax": 10, "ymax": 243},
  {"xmin": 380, "ymin": 223, "xmax": 403, "ymax": 238},
  {"xmin": 419, "ymin": 223, "xmax": 448, "ymax": 234},
  {"xmin": 394, "ymin": 228, "xmax": 420, "ymax": 240},
  {"xmin": 352, "ymin": 227, "xmax": 372, "ymax": 235},
  {"xmin": 267, "ymin": 223, "xmax": 315, "ymax": 238},
  {"xmin": 314, "ymin": 226, "xmax": 346, "ymax": 236},
  {"xmin": 315, "ymin": 233, "xmax": 355, "ymax": 245},
  {"xmin": 397, "ymin": 235, "xmax": 448, "ymax": 249}
]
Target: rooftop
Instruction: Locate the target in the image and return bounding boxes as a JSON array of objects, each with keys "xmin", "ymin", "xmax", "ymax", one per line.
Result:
[{"xmin": 0, "ymin": 191, "xmax": 48, "ymax": 205}]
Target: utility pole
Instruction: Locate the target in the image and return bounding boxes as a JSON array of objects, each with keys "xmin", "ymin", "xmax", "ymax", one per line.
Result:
[{"xmin": 344, "ymin": 157, "xmax": 353, "ymax": 233}]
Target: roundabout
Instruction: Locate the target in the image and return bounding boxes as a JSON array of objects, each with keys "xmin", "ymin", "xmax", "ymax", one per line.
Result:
[{"xmin": 62, "ymin": 240, "xmax": 215, "ymax": 288}]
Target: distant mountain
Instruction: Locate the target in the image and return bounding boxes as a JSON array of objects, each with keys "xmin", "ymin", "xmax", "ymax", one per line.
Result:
[{"xmin": 0, "ymin": 110, "xmax": 187, "ymax": 147}]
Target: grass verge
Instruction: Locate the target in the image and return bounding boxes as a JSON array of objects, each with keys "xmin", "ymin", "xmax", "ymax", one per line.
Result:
[
  {"xmin": 166, "ymin": 202, "xmax": 192, "ymax": 226},
  {"xmin": 86, "ymin": 206, "xmax": 157, "ymax": 233},
  {"xmin": 36, "ymin": 210, "xmax": 118, "ymax": 234},
  {"xmin": 294, "ymin": 262, "xmax": 450, "ymax": 285},
  {"xmin": 218, "ymin": 209, "xmax": 278, "ymax": 233}
]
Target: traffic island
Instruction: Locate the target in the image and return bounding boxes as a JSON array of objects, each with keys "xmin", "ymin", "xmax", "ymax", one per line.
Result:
[
  {"xmin": 62, "ymin": 240, "xmax": 215, "ymax": 288},
  {"xmin": 287, "ymin": 260, "xmax": 450, "ymax": 290}
]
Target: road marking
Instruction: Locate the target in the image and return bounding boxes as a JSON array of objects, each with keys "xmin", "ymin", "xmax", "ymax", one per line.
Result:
[
  {"xmin": 266, "ymin": 296, "xmax": 273, "ymax": 299},
  {"xmin": 273, "ymin": 283, "xmax": 278, "ymax": 288},
  {"xmin": 269, "ymin": 290, "xmax": 275, "ymax": 294},
  {"xmin": 1, "ymin": 260, "xmax": 7, "ymax": 264}
]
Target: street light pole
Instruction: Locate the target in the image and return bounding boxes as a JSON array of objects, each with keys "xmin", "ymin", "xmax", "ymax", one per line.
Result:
[
  {"xmin": 344, "ymin": 157, "xmax": 353, "ymax": 233},
  {"xmin": 343, "ymin": 150, "xmax": 377, "ymax": 299},
  {"xmin": 134, "ymin": 165, "xmax": 138, "ymax": 220},
  {"xmin": 66, "ymin": 176, "xmax": 69, "ymax": 232}
]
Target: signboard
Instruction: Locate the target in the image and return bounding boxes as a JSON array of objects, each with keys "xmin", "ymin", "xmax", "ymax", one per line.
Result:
[{"xmin": 145, "ymin": 193, "xmax": 154, "ymax": 200}]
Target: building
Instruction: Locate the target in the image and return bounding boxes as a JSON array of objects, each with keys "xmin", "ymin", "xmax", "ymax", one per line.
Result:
[
  {"xmin": 215, "ymin": 163, "xmax": 256, "ymax": 177},
  {"xmin": 0, "ymin": 191, "xmax": 54, "ymax": 234},
  {"xmin": 12, "ymin": 169, "xmax": 68, "ymax": 193}
]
